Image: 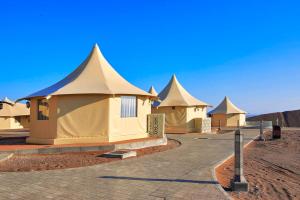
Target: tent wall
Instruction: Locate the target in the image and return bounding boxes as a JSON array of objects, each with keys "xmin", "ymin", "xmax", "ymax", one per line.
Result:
[
  {"xmin": 55, "ymin": 94, "xmax": 110, "ymax": 144},
  {"xmin": 226, "ymin": 113, "xmax": 246, "ymax": 127},
  {"xmin": 108, "ymin": 96, "xmax": 151, "ymax": 142},
  {"xmin": 186, "ymin": 106, "xmax": 207, "ymax": 132},
  {"xmin": 211, "ymin": 114, "xmax": 227, "ymax": 127},
  {"xmin": 27, "ymin": 95, "xmax": 152, "ymax": 144},
  {"xmin": 153, "ymin": 106, "xmax": 207, "ymax": 133},
  {"xmin": 9, "ymin": 117, "xmax": 25, "ymax": 129},
  {"xmin": 240, "ymin": 114, "xmax": 246, "ymax": 126},
  {"xmin": 19, "ymin": 116, "xmax": 30, "ymax": 128},
  {"xmin": 0, "ymin": 116, "xmax": 29, "ymax": 129},
  {"xmin": 152, "ymin": 106, "xmax": 187, "ymax": 133},
  {"xmin": 0, "ymin": 117, "xmax": 11, "ymax": 129},
  {"xmin": 26, "ymin": 97, "xmax": 58, "ymax": 144},
  {"xmin": 211, "ymin": 113, "xmax": 246, "ymax": 127}
]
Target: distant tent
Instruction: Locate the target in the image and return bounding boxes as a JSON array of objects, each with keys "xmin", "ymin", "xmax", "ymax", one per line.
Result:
[
  {"xmin": 210, "ymin": 96, "xmax": 246, "ymax": 127},
  {"xmin": 148, "ymin": 86, "xmax": 158, "ymax": 96},
  {"xmin": 22, "ymin": 44, "xmax": 155, "ymax": 145},
  {"xmin": 153, "ymin": 75, "xmax": 209, "ymax": 133},
  {"xmin": 0, "ymin": 97, "xmax": 30, "ymax": 129}
]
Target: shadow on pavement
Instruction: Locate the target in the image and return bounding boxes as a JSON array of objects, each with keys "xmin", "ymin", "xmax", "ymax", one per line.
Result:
[{"xmin": 99, "ymin": 176, "xmax": 218, "ymax": 184}]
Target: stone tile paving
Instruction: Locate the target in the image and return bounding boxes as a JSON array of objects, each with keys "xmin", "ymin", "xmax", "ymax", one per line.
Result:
[{"xmin": 0, "ymin": 129, "xmax": 258, "ymax": 200}]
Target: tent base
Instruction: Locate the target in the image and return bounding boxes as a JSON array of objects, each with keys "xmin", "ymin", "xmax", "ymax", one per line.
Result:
[
  {"xmin": 165, "ymin": 128, "xmax": 197, "ymax": 134},
  {"xmin": 26, "ymin": 136, "xmax": 109, "ymax": 145}
]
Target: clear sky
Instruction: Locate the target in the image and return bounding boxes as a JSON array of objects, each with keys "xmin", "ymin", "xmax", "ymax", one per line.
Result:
[{"xmin": 0, "ymin": 0, "xmax": 299, "ymax": 115}]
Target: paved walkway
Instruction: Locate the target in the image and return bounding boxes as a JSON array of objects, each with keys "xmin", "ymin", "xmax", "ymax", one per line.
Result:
[{"xmin": 0, "ymin": 129, "xmax": 258, "ymax": 200}]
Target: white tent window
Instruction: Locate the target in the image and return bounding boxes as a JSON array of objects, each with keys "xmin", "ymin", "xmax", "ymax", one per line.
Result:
[{"xmin": 121, "ymin": 96, "xmax": 137, "ymax": 118}]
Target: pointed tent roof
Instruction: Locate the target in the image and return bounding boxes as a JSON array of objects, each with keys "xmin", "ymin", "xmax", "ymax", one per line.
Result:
[
  {"xmin": 23, "ymin": 44, "xmax": 153, "ymax": 99},
  {"xmin": 1, "ymin": 97, "xmax": 14, "ymax": 105},
  {"xmin": 0, "ymin": 98, "xmax": 29, "ymax": 117},
  {"xmin": 154, "ymin": 75, "xmax": 209, "ymax": 107},
  {"xmin": 210, "ymin": 96, "xmax": 246, "ymax": 114},
  {"xmin": 148, "ymin": 86, "xmax": 158, "ymax": 96}
]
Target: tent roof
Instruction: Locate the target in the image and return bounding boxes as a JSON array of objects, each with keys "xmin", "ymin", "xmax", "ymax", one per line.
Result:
[
  {"xmin": 0, "ymin": 98, "xmax": 29, "ymax": 117},
  {"xmin": 209, "ymin": 96, "xmax": 246, "ymax": 114},
  {"xmin": 24, "ymin": 44, "xmax": 153, "ymax": 99},
  {"xmin": 1, "ymin": 97, "xmax": 14, "ymax": 105},
  {"xmin": 154, "ymin": 75, "xmax": 209, "ymax": 107},
  {"xmin": 148, "ymin": 86, "xmax": 158, "ymax": 96}
]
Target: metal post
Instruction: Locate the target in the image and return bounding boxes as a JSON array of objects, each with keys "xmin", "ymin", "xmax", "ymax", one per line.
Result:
[
  {"xmin": 218, "ymin": 120, "xmax": 221, "ymax": 130},
  {"xmin": 259, "ymin": 120, "xmax": 264, "ymax": 140},
  {"xmin": 231, "ymin": 129, "xmax": 248, "ymax": 191}
]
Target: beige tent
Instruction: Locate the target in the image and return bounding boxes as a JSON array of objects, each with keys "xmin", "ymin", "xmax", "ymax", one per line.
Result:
[
  {"xmin": 0, "ymin": 97, "xmax": 30, "ymax": 129},
  {"xmin": 152, "ymin": 75, "xmax": 209, "ymax": 133},
  {"xmin": 22, "ymin": 44, "xmax": 155, "ymax": 145},
  {"xmin": 210, "ymin": 96, "xmax": 246, "ymax": 127},
  {"xmin": 148, "ymin": 86, "xmax": 158, "ymax": 96}
]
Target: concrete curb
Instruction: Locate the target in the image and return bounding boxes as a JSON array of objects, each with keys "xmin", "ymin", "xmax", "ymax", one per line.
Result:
[
  {"xmin": 0, "ymin": 153, "xmax": 14, "ymax": 163},
  {"xmin": 0, "ymin": 137, "xmax": 167, "ymax": 155},
  {"xmin": 115, "ymin": 136, "xmax": 167, "ymax": 150},
  {"xmin": 211, "ymin": 133, "xmax": 261, "ymax": 200}
]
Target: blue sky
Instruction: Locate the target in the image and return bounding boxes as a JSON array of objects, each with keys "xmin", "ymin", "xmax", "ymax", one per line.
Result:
[{"xmin": 0, "ymin": 0, "xmax": 299, "ymax": 114}]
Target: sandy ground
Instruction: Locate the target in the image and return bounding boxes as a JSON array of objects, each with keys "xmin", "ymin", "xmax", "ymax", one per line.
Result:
[
  {"xmin": 0, "ymin": 139, "xmax": 180, "ymax": 172},
  {"xmin": 216, "ymin": 130, "xmax": 300, "ymax": 200}
]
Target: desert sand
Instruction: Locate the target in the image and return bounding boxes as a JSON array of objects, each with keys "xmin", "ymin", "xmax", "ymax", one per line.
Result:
[{"xmin": 216, "ymin": 130, "xmax": 300, "ymax": 200}]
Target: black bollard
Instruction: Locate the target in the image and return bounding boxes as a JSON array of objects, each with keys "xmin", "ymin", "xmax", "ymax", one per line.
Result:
[
  {"xmin": 259, "ymin": 120, "xmax": 264, "ymax": 140},
  {"xmin": 231, "ymin": 129, "xmax": 248, "ymax": 191}
]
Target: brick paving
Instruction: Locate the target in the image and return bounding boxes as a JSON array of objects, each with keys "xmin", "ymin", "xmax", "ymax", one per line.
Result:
[{"xmin": 0, "ymin": 129, "xmax": 258, "ymax": 200}]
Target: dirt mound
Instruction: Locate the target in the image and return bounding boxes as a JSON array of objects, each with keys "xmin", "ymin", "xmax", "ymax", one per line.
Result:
[{"xmin": 247, "ymin": 109, "xmax": 300, "ymax": 127}]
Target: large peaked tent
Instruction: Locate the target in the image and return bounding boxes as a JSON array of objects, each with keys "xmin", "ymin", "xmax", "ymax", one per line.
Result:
[
  {"xmin": 152, "ymin": 75, "xmax": 209, "ymax": 133},
  {"xmin": 24, "ymin": 44, "xmax": 155, "ymax": 145},
  {"xmin": 210, "ymin": 96, "xmax": 246, "ymax": 127}
]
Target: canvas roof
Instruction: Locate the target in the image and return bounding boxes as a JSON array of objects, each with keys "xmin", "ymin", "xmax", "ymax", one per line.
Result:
[
  {"xmin": 0, "ymin": 97, "xmax": 29, "ymax": 117},
  {"xmin": 154, "ymin": 75, "xmax": 209, "ymax": 107},
  {"xmin": 209, "ymin": 96, "xmax": 246, "ymax": 114},
  {"xmin": 1, "ymin": 97, "xmax": 14, "ymax": 105},
  {"xmin": 148, "ymin": 86, "xmax": 158, "ymax": 96},
  {"xmin": 23, "ymin": 44, "xmax": 153, "ymax": 99}
]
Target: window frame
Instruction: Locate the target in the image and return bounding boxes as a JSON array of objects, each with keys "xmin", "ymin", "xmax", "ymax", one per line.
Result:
[
  {"xmin": 37, "ymin": 99, "xmax": 50, "ymax": 121},
  {"xmin": 120, "ymin": 96, "xmax": 138, "ymax": 118}
]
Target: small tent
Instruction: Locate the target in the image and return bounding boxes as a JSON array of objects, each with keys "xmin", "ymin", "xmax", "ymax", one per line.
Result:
[
  {"xmin": 152, "ymin": 75, "xmax": 209, "ymax": 133},
  {"xmin": 210, "ymin": 96, "xmax": 246, "ymax": 127},
  {"xmin": 148, "ymin": 86, "xmax": 158, "ymax": 96},
  {"xmin": 22, "ymin": 44, "xmax": 155, "ymax": 145},
  {"xmin": 0, "ymin": 97, "xmax": 30, "ymax": 129}
]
